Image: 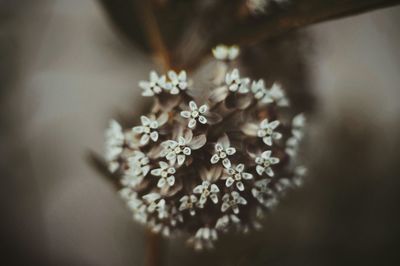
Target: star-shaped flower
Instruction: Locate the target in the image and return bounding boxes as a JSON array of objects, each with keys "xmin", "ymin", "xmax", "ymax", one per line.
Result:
[
  {"xmin": 166, "ymin": 70, "xmax": 188, "ymax": 95},
  {"xmin": 225, "ymin": 68, "xmax": 250, "ymax": 93},
  {"xmin": 212, "ymin": 45, "xmax": 240, "ymax": 61},
  {"xmin": 142, "ymin": 192, "xmax": 168, "ymax": 219},
  {"xmin": 268, "ymin": 82, "xmax": 289, "ymax": 106},
  {"xmin": 221, "ymin": 191, "xmax": 247, "ymax": 214},
  {"xmin": 221, "ymin": 164, "xmax": 253, "ymax": 191},
  {"xmin": 251, "ymin": 179, "xmax": 275, "ymax": 205},
  {"xmin": 180, "ymin": 101, "xmax": 208, "ymax": 129},
  {"xmin": 151, "ymin": 161, "xmax": 176, "ymax": 188},
  {"xmin": 160, "ymin": 130, "xmax": 206, "ymax": 166},
  {"xmin": 104, "ymin": 120, "xmax": 125, "ymax": 172},
  {"xmin": 132, "ymin": 113, "xmax": 168, "ymax": 146},
  {"xmin": 251, "ymin": 79, "xmax": 273, "ymax": 104},
  {"xmin": 255, "ymin": 150, "xmax": 280, "ymax": 177},
  {"xmin": 210, "ymin": 135, "xmax": 236, "ymax": 168},
  {"xmin": 188, "ymin": 227, "xmax": 218, "ymax": 250},
  {"xmin": 193, "ymin": 181, "xmax": 220, "ymax": 206},
  {"xmin": 179, "ymin": 195, "xmax": 198, "ymax": 216},
  {"xmin": 257, "ymin": 119, "xmax": 282, "ymax": 146},
  {"xmin": 139, "ymin": 71, "xmax": 167, "ymax": 97}
]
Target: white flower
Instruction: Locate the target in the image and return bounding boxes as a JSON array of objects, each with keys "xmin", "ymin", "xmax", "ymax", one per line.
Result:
[
  {"xmin": 292, "ymin": 113, "xmax": 306, "ymax": 139},
  {"xmin": 215, "ymin": 214, "xmax": 240, "ymax": 231},
  {"xmin": 257, "ymin": 119, "xmax": 282, "ymax": 146},
  {"xmin": 143, "ymin": 193, "xmax": 168, "ymax": 219},
  {"xmin": 255, "ymin": 150, "xmax": 280, "ymax": 177},
  {"xmin": 193, "ymin": 181, "xmax": 220, "ymax": 206},
  {"xmin": 188, "ymin": 227, "xmax": 218, "ymax": 250},
  {"xmin": 180, "ymin": 101, "xmax": 208, "ymax": 129},
  {"xmin": 269, "ymin": 83, "xmax": 289, "ymax": 106},
  {"xmin": 151, "ymin": 161, "xmax": 176, "ymax": 188},
  {"xmin": 126, "ymin": 151, "xmax": 150, "ymax": 176},
  {"xmin": 105, "ymin": 120, "xmax": 124, "ymax": 172},
  {"xmin": 286, "ymin": 113, "xmax": 306, "ymax": 157},
  {"xmin": 251, "ymin": 79, "xmax": 273, "ymax": 104},
  {"xmin": 225, "ymin": 69, "xmax": 250, "ymax": 93},
  {"xmin": 166, "ymin": 70, "xmax": 188, "ymax": 95},
  {"xmin": 160, "ymin": 130, "xmax": 206, "ymax": 166},
  {"xmin": 132, "ymin": 113, "xmax": 168, "ymax": 146},
  {"xmin": 247, "ymin": 0, "xmax": 268, "ymax": 13},
  {"xmin": 212, "ymin": 45, "xmax": 240, "ymax": 61},
  {"xmin": 179, "ymin": 195, "xmax": 198, "ymax": 216},
  {"xmin": 122, "ymin": 191, "xmax": 148, "ymax": 224},
  {"xmin": 121, "ymin": 151, "xmax": 150, "ymax": 187},
  {"xmin": 221, "ymin": 164, "xmax": 253, "ymax": 191},
  {"xmin": 221, "ymin": 191, "xmax": 247, "ymax": 214},
  {"xmin": 251, "ymin": 179, "xmax": 275, "ymax": 205},
  {"xmin": 210, "ymin": 135, "xmax": 236, "ymax": 168},
  {"xmin": 139, "ymin": 71, "xmax": 167, "ymax": 97}
]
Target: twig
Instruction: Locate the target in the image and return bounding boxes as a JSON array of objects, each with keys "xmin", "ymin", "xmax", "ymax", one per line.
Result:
[
  {"xmin": 135, "ymin": 1, "xmax": 171, "ymax": 70},
  {"xmin": 221, "ymin": 0, "xmax": 400, "ymax": 45},
  {"xmin": 144, "ymin": 229, "xmax": 162, "ymax": 266}
]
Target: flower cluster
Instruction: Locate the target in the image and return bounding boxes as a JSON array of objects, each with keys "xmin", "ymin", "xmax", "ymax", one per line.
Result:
[{"xmin": 104, "ymin": 45, "xmax": 306, "ymax": 250}]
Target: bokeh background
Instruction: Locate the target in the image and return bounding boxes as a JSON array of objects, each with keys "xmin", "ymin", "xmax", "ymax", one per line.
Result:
[{"xmin": 1, "ymin": 1, "xmax": 400, "ymax": 265}]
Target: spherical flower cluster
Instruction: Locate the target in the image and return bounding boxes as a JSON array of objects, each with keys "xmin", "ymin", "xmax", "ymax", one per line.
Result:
[{"xmin": 104, "ymin": 45, "xmax": 306, "ymax": 250}]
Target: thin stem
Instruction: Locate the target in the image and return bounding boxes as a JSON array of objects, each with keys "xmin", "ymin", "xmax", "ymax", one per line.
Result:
[
  {"xmin": 136, "ymin": 1, "xmax": 171, "ymax": 70},
  {"xmin": 144, "ymin": 229, "xmax": 162, "ymax": 266}
]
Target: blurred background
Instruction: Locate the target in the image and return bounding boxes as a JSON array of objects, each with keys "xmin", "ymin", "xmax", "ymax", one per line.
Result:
[{"xmin": 1, "ymin": 0, "xmax": 400, "ymax": 265}]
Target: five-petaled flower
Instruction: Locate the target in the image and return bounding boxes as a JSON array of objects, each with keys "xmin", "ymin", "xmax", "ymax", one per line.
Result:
[
  {"xmin": 105, "ymin": 120, "xmax": 124, "ymax": 172},
  {"xmin": 132, "ymin": 113, "xmax": 168, "ymax": 146},
  {"xmin": 139, "ymin": 71, "xmax": 167, "ymax": 97},
  {"xmin": 151, "ymin": 161, "xmax": 176, "ymax": 188},
  {"xmin": 179, "ymin": 195, "xmax": 198, "ymax": 216},
  {"xmin": 269, "ymin": 83, "xmax": 289, "ymax": 106},
  {"xmin": 225, "ymin": 69, "xmax": 250, "ymax": 93},
  {"xmin": 210, "ymin": 135, "xmax": 236, "ymax": 168},
  {"xmin": 221, "ymin": 191, "xmax": 247, "ymax": 214},
  {"xmin": 143, "ymin": 193, "xmax": 169, "ymax": 219},
  {"xmin": 166, "ymin": 70, "xmax": 188, "ymax": 95},
  {"xmin": 257, "ymin": 119, "xmax": 282, "ymax": 146},
  {"xmin": 188, "ymin": 227, "xmax": 218, "ymax": 250},
  {"xmin": 180, "ymin": 101, "xmax": 208, "ymax": 129},
  {"xmin": 212, "ymin": 45, "xmax": 240, "ymax": 61},
  {"xmin": 193, "ymin": 181, "xmax": 220, "ymax": 206},
  {"xmin": 222, "ymin": 164, "xmax": 253, "ymax": 191},
  {"xmin": 255, "ymin": 150, "xmax": 280, "ymax": 177},
  {"xmin": 251, "ymin": 79, "xmax": 273, "ymax": 104},
  {"xmin": 160, "ymin": 130, "xmax": 206, "ymax": 166}
]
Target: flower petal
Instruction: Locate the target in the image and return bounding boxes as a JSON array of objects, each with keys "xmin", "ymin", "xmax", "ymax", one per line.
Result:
[
  {"xmin": 210, "ymin": 154, "xmax": 220, "ymax": 164},
  {"xmin": 180, "ymin": 111, "xmax": 191, "ymax": 118},
  {"xmin": 225, "ymin": 177, "xmax": 234, "ymax": 187},
  {"xmin": 150, "ymin": 131, "xmax": 159, "ymax": 142},
  {"xmin": 188, "ymin": 118, "xmax": 196, "ymax": 129},
  {"xmin": 189, "ymin": 134, "xmax": 207, "ymax": 150}
]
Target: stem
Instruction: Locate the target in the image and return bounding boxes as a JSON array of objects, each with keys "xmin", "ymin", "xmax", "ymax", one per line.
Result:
[
  {"xmin": 222, "ymin": 0, "xmax": 400, "ymax": 45},
  {"xmin": 144, "ymin": 229, "xmax": 162, "ymax": 266},
  {"xmin": 136, "ymin": 1, "xmax": 171, "ymax": 70}
]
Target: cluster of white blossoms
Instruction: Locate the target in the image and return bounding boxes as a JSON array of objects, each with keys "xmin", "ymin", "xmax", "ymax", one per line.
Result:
[{"xmin": 104, "ymin": 45, "xmax": 307, "ymax": 250}]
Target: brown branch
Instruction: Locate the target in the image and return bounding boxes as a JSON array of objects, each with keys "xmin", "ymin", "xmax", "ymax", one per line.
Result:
[
  {"xmin": 144, "ymin": 229, "xmax": 162, "ymax": 266},
  {"xmin": 135, "ymin": 1, "xmax": 171, "ymax": 70},
  {"xmin": 222, "ymin": 0, "xmax": 400, "ymax": 45}
]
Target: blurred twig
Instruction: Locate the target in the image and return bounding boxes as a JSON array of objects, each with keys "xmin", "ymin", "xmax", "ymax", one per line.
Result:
[
  {"xmin": 223, "ymin": 0, "xmax": 400, "ymax": 45},
  {"xmin": 145, "ymin": 230, "xmax": 162, "ymax": 266},
  {"xmin": 135, "ymin": 1, "xmax": 171, "ymax": 70},
  {"xmin": 98, "ymin": 0, "xmax": 400, "ymax": 69}
]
